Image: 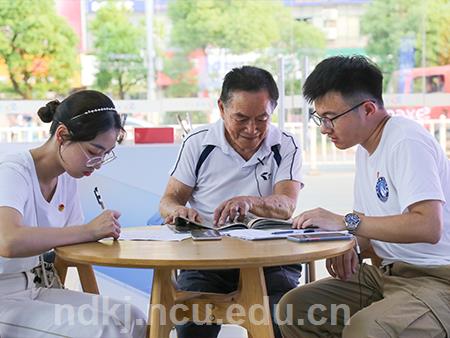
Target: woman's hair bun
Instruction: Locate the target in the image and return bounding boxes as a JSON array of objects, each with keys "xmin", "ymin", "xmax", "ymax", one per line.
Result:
[{"xmin": 37, "ymin": 100, "xmax": 60, "ymax": 123}]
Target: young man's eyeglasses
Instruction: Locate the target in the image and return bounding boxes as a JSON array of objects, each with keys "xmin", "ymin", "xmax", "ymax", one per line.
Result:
[
  {"xmin": 310, "ymin": 100, "xmax": 375, "ymax": 129},
  {"xmin": 77, "ymin": 143, "xmax": 116, "ymax": 168}
]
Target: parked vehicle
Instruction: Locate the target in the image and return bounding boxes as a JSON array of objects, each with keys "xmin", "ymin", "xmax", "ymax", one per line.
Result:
[{"xmin": 386, "ymin": 65, "xmax": 450, "ymax": 120}]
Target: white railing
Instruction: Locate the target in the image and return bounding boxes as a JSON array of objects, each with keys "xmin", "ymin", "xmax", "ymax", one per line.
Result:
[
  {"xmin": 0, "ymin": 126, "xmax": 49, "ymax": 143},
  {"xmin": 287, "ymin": 117, "xmax": 450, "ymax": 167},
  {"xmin": 1, "ymin": 118, "xmax": 449, "ymax": 167},
  {"xmin": 148, "ymin": 117, "xmax": 450, "ymax": 167}
]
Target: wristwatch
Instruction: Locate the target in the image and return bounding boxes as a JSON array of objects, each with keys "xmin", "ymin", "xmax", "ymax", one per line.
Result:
[{"xmin": 344, "ymin": 213, "xmax": 361, "ymax": 234}]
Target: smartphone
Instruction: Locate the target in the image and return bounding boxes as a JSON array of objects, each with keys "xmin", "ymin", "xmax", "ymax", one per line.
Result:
[
  {"xmin": 287, "ymin": 233, "xmax": 352, "ymax": 243},
  {"xmin": 169, "ymin": 216, "xmax": 203, "ymax": 233},
  {"xmin": 191, "ymin": 229, "xmax": 222, "ymax": 241}
]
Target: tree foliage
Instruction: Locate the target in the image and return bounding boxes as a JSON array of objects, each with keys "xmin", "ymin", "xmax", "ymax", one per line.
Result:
[
  {"xmin": 90, "ymin": 2, "xmax": 147, "ymax": 99},
  {"xmin": 273, "ymin": 7, "xmax": 326, "ymax": 54},
  {"xmin": 362, "ymin": 0, "xmax": 450, "ymax": 84},
  {"xmin": 166, "ymin": 0, "xmax": 325, "ymax": 97},
  {"xmin": 0, "ymin": 0, "xmax": 78, "ymax": 99},
  {"xmin": 420, "ymin": 0, "xmax": 450, "ymax": 65},
  {"xmin": 168, "ymin": 0, "xmax": 325, "ymax": 54},
  {"xmin": 168, "ymin": 0, "xmax": 226, "ymax": 52},
  {"xmin": 162, "ymin": 51, "xmax": 199, "ymax": 98}
]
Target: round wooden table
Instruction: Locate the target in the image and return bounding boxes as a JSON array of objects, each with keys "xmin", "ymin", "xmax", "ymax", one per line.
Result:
[{"xmin": 55, "ymin": 227, "xmax": 354, "ymax": 338}]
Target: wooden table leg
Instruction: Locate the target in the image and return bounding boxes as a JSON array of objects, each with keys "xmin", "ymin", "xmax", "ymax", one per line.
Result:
[
  {"xmin": 54, "ymin": 256, "xmax": 69, "ymax": 283},
  {"xmin": 148, "ymin": 267, "xmax": 274, "ymax": 338},
  {"xmin": 54, "ymin": 256, "xmax": 99, "ymax": 294},
  {"xmin": 76, "ymin": 264, "xmax": 99, "ymax": 294},
  {"xmin": 234, "ymin": 267, "xmax": 275, "ymax": 338},
  {"xmin": 148, "ymin": 268, "xmax": 176, "ymax": 338}
]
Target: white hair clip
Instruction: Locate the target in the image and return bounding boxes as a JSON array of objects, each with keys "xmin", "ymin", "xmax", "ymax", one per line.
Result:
[{"xmin": 69, "ymin": 107, "xmax": 117, "ymax": 121}]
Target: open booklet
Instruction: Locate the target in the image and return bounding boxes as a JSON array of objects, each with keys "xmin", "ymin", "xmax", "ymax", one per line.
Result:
[{"xmin": 168, "ymin": 215, "xmax": 294, "ymax": 233}]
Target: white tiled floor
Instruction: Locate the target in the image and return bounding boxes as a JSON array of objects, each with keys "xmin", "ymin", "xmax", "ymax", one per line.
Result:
[
  {"xmin": 65, "ymin": 269, "xmax": 250, "ymax": 337},
  {"xmin": 169, "ymin": 325, "xmax": 247, "ymax": 338}
]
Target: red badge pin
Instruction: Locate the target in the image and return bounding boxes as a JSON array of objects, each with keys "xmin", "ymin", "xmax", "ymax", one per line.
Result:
[{"xmin": 58, "ymin": 203, "xmax": 65, "ymax": 212}]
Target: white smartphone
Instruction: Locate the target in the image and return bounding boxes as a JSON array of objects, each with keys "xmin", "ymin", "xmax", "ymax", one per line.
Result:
[
  {"xmin": 191, "ymin": 229, "xmax": 222, "ymax": 241},
  {"xmin": 287, "ymin": 233, "xmax": 352, "ymax": 243}
]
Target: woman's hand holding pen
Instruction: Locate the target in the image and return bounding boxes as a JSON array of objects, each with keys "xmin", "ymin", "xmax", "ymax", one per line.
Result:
[
  {"xmin": 90, "ymin": 187, "xmax": 121, "ymax": 240},
  {"xmin": 85, "ymin": 210, "xmax": 121, "ymax": 240}
]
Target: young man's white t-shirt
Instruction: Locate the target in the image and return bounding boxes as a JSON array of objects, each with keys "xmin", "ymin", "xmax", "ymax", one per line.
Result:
[
  {"xmin": 354, "ymin": 116, "xmax": 450, "ymax": 266},
  {"xmin": 0, "ymin": 151, "xmax": 83, "ymax": 273},
  {"xmin": 170, "ymin": 119, "xmax": 303, "ymax": 222}
]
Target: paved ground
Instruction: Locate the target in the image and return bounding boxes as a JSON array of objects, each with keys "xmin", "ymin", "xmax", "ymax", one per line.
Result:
[
  {"xmin": 296, "ymin": 169, "xmax": 355, "ymax": 215},
  {"xmin": 295, "ymin": 169, "xmax": 355, "ymax": 283}
]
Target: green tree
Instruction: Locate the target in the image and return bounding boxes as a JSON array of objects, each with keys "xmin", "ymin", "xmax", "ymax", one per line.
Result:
[
  {"xmin": 167, "ymin": 0, "xmax": 325, "ymax": 96},
  {"xmin": 90, "ymin": 2, "xmax": 147, "ymax": 99},
  {"xmin": 0, "ymin": 0, "xmax": 77, "ymax": 99},
  {"xmin": 362, "ymin": 0, "xmax": 421, "ymax": 84},
  {"xmin": 264, "ymin": 10, "xmax": 326, "ymax": 95},
  {"xmin": 362, "ymin": 0, "xmax": 450, "ymax": 85},
  {"xmin": 219, "ymin": 0, "xmax": 282, "ymax": 54},
  {"xmin": 273, "ymin": 7, "xmax": 326, "ymax": 54},
  {"xmin": 162, "ymin": 51, "xmax": 199, "ymax": 98},
  {"xmin": 417, "ymin": 0, "xmax": 450, "ymax": 66},
  {"xmin": 168, "ymin": 0, "xmax": 227, "ymax": 52},
  {"xmin": 168, "ymin": 0, "xmax": 324, "ymax": 54}
]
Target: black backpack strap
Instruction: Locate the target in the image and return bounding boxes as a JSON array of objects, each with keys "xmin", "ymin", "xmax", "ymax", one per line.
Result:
[
  {"xmin": 271, "ymin": 144, "xmax": 281, "ymax": 166},
  {"xmin": 195, "ymin": 144, "xmax": 216, "ymax": 177}
]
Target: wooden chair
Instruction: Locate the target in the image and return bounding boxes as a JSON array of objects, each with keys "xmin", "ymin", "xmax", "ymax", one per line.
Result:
[{"xmin": 304, "ymin": 261, "xmax": 316, "ymax": 283}]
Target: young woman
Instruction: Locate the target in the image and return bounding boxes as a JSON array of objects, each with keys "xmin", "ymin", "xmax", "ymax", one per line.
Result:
[{"xmin": 0, "ymin": 90, "xmax": 146, "ymax": 337}]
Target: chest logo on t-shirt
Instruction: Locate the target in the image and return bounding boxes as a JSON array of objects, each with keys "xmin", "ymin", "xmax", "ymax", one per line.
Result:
[
  {"xmin": 376, "ymin": 176, "xmax": 389, "ymax": 202},
  {"xmin": 58, "ymin": 203, "xmax": 65, "ymax": 212},
  {"xmin": 260, "ymin": 172, "xmax": 272, "ymax": 180}
]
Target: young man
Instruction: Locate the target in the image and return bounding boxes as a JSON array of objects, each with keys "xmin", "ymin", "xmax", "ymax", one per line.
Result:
[
  {"xmin": 278, "ymin": 55, "xmax": 450, "ymax": 337},
  {"xmin": 160, "ymin": 66, "xmax": 303, "ymax": 338}
]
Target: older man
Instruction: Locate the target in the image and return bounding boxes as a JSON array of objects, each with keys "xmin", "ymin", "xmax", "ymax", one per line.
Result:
[{"xmin": 160, "ymin": 66, "xmax": 303, "ymax": 338}]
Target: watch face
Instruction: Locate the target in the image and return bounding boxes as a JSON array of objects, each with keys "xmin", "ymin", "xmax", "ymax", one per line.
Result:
[{"xmin": 345, "ymin": 213, "xmax": 360, "ymax": 229}]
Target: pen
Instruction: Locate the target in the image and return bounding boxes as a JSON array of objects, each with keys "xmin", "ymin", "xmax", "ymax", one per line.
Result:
[
  {"xmin": 94, "ymin": 187, "xmax": 106, "ymax": 210},
  {"xmin": 94, "ymin": 187, "xmax": 118, "ymax": 241},
  {"xmin": 272, "ymin": 230, "xmax": 295, "ymax": 235}
]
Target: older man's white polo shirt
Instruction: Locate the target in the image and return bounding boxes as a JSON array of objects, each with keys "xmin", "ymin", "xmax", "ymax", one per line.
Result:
[{"xmin": 170, "ymin": 119, "xmax": 302, "ymax": 222}]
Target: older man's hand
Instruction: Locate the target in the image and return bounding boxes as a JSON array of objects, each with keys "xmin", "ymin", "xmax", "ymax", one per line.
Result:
[
  {"xmin": 214, "ymin": 196, "xmax": 258, "ymax": 226},
  {"xmin": 164, "ymin": 206, "xmax": 202, "ymax": 225}
]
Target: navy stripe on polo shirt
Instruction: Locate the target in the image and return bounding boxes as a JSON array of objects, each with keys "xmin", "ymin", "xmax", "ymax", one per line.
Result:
[
  {"xmin": 282, "ymin": 132, "xmax": 299, "ymax": 180},
  {"xmin": 170, "ymin": 129, "xmax": 208, "ymax": 176}
]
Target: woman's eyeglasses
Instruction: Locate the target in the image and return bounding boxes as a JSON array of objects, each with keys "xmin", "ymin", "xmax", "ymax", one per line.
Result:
[{"xmin": 77, "ymin": 143, "xmax": 116, "ymax": 168}]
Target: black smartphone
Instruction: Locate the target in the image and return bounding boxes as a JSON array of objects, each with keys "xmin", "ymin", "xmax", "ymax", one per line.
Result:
[
  {"xmin": 170, "ymin": 216, "xmax": 203, "ymax": 233},
  {"xmin": 191, "ymin": 229, "xmax": 222, "ymax": 241},
  {"xmin": 287, "ymin": 233, "xmax": 352, "ymax": 243}
]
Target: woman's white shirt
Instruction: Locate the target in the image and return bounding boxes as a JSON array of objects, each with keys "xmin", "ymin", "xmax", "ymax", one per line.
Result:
[{"xmin": 0, "ymin": 151, "xmax": 83, "ymax": 273}]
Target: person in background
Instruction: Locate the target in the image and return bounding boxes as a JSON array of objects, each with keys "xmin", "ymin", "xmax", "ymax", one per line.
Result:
[
  {"xmin": 160, "ymin": 66, "xmax": 304, "ymax": 338},
  {"xmin": 0, "ymin": 90, "xmax": 146, "ymax": 338},
  {"xmin": 278, "ymin": 55, "xmax": 450, "ymax": 338}
]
